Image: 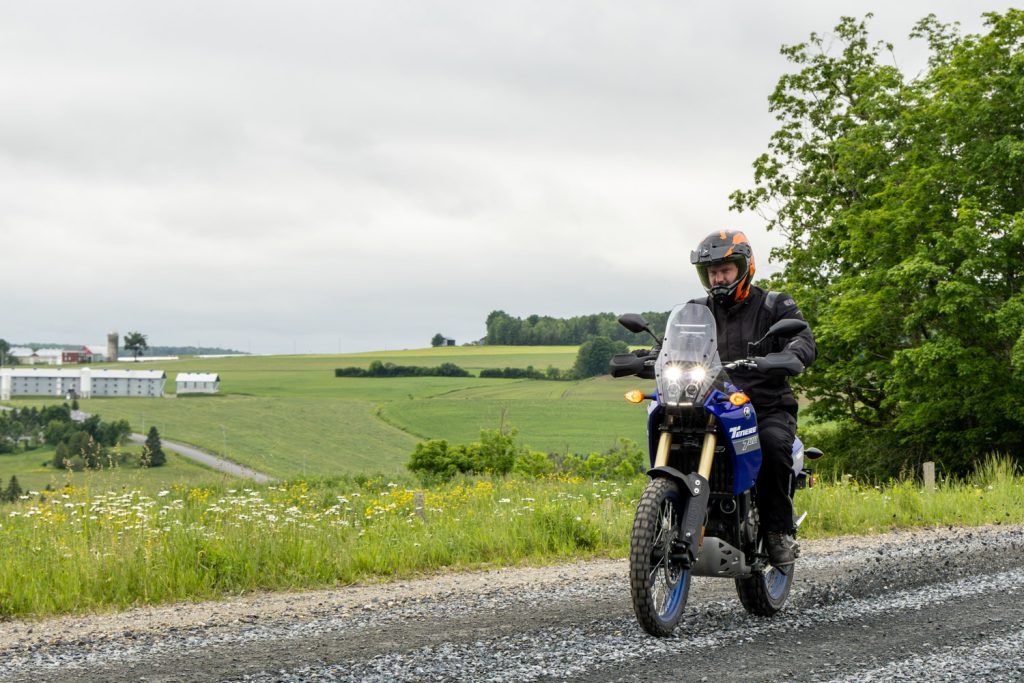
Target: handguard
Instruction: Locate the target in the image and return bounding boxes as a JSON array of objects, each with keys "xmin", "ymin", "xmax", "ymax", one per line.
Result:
[
  {"xmin": 608, "ymin": 352, "xmax": 657, "ymax": 379},
  {"xmin": 754, "ymin": 352, "xmax": 805, "ymax": 376}
]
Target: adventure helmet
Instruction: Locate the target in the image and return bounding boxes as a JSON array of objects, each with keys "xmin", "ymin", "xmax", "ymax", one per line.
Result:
[{"xmin": 690, "ymin": 230, "xmax": 756, "ymax": 307}]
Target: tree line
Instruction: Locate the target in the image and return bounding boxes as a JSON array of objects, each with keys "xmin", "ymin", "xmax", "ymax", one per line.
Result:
[
  {"xmin": 335, "ymin": 360, "xmax": 471, "ymax": 378},
  {"xmin": 484, "ymin": 310, "xmax": 668, "ymax": 346},
  {"xmin": 337, "ymin": 337, "xmax": 632, "ymax": 382}
]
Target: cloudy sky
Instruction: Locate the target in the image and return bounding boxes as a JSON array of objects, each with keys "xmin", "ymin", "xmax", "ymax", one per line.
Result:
[{"xmin": 2, "ymin": 1, "xmax": 1014, "ymax": 354}]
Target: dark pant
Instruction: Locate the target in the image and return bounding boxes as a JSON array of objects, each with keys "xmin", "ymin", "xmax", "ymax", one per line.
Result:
[{"xmin": 756, "ymin": 410, "xmax": 797, "ymax": 533}]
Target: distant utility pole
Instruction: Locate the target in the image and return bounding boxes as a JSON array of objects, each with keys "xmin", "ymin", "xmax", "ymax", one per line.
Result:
[{"xmin": 220, "ymin": 425, "xmax": 227, "ymax": 459}]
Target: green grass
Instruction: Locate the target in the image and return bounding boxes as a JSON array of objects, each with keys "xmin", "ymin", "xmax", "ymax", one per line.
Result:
[
  {"xmin": 4, "ymin": 349, "xmax": 653, "ymax": 479},
  {"xmin": 87, "ymin": 346, "xmax": 581, "ymax": 397},
  {"xmin": 70, "ymin": 396, "xmax": 421, "ymax": 478},
  {"xmin": 378, "ymin": 397, "xmax": 648, "ymax": 454},
  {"xmin": 1, "ymin": 457, "xmax": 1021, "ymax": 618},
  {"xmin": 0, "ymin": 446, "xmax": 236, "ymax": 494}
]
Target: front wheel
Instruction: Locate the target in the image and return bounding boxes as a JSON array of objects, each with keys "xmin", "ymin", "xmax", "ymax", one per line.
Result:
[
  {"xmin": 629, "ymin": 477, "xmax": 691, "ymax": 636},
  {"xmin": 735, "ymin": 562, "xmax": 793, "ymax": 616}
]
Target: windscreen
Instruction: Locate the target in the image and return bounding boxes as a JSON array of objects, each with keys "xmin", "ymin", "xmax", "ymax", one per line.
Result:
[{"xmin": 655, "ymin": 303, "xmax": 723, "ymax": 406}]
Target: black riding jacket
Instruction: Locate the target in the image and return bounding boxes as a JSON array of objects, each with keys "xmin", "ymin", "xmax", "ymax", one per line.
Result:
[{"xmin": 690, "ymin": 286, "xmax": 816, "ymax": 417}]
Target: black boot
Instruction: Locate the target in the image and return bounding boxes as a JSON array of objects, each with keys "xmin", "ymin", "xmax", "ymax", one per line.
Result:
[{"xmin": 766, "ymin": 531, "xmax": 800, "ymax": 566}]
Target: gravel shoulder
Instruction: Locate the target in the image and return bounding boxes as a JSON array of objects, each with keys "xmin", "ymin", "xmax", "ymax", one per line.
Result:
[{"xmin": 1, "ymin": 524, "xmax": 1022, "ymax": 682}]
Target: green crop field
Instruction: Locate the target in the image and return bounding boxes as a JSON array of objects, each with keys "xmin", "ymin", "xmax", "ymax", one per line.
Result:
[{"xmin": 3, "ymin": 347, "xmax": 654, "ymax": 480}]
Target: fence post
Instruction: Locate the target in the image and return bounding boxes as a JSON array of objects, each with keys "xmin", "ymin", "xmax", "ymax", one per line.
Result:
[
  {"xmin": 923, "ymin": 461, "xmax": 936, "ymax": 492},
  {"xmin": 414, "ymin": 491, "xmax": 427, "ymax": 522}
]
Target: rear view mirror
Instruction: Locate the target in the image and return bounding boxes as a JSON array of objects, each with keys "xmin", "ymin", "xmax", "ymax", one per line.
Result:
[
  {"xmin": 617, "ymin": 313, "xmax": 651, "ymax": 335},
  {"xmin": 766, "ymin": 318, "xmax": 808, "ymax": 339}
]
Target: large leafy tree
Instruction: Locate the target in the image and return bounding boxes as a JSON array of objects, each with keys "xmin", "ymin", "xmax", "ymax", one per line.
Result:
[
  {"xmin": 572, "ymin": 336, "xmax": 629, "ymax": 379},
  {"xmin": 731, "ymin": 11, "xmax": 1024, "ymax": 476},
  {"xmin": 123, "ymin": 331, "xmax": 148, "ymax": 359}
]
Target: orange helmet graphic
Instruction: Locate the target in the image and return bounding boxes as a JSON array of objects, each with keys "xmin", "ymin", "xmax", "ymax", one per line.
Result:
[{"xmin": 690, "ymin": 230, "xmax": 756, "ymax": 306}]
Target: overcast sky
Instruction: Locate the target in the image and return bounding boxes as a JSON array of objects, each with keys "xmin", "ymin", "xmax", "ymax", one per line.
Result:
[{"xmin": 1, "ymin": 1, "xmax": 1015, "ymax": 354}]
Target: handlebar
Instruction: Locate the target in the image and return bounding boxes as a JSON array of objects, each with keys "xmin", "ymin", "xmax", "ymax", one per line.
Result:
[{"xmin": 611, "ymin": 351, "xmax": 803, "ymax": 379}]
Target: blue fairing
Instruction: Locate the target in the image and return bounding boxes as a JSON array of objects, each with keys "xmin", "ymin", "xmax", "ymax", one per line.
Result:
[
  {"xmin": 705, "ymin": 390, "xmax": 762, "ymax": 495},
  {"xmin": 645, "ymin": 393, "xmax": 762, "ymax": 495}
]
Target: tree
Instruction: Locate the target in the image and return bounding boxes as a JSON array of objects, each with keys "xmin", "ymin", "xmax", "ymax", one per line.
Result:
[
  {"xmin": 142, "ymin": 426, "xmax": 166, "ymax": 467},
  {"xmin": 430, "ymin": 333, "xmax": 446, "ymax": 347},
  {"xmin": 123, "ymin": 331, "xmax": 148, "ymax": 359},
  {"xmin": 0, "ymin": 338, "xmax": 12, "ymax": 366},
  {"xmin": 2, "ymin": 475, "xmax": 22, "ymax": 503},
  {"xmin": 730, "ymin": 11, "xmax": 1024, "ymax": 476},
  {"xmin": 572, "ymin": 336, "xmax": 629, "ymax": 379},
  {"xmin": 55, "ymin": 431, "xmax": 104, "ymax": 470}
]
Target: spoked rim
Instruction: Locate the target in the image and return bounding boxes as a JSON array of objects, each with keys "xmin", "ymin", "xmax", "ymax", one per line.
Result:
[{"xmin": 649, "ymin": 498, "xmax": 688, "ymax": 617}]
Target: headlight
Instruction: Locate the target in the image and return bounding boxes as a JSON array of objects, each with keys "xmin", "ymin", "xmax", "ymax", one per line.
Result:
[
  {"xmin": 659, "ymin": 364, "xmax": 709, "ymax": 406},
  {"xmin": 662, "ymin": 364, "xmax": 705, "ymax": 382},
  {"xmin": 663, "ymin": 365, "xmax": 684, "ymax": 382}
]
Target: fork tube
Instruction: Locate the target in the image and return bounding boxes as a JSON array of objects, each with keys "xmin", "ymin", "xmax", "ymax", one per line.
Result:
[
  {"xmin": 697, "ymin": 414, "xmax": 717, "ymax": 480},
  {"xmin": 654, "ymin": 431, "xmax": 671, "ymax": 468}
]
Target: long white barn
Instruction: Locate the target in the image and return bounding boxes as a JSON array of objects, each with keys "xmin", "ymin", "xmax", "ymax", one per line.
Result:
[
  {"xmin": 175, "ymin": 372, "xmax": 220, "ymax": 394},
  {"xmin": 0, "ymin": 368, "xmax": 166, "ymax": 400}
]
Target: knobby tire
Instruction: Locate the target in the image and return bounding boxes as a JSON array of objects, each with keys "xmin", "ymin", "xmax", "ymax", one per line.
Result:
[{"xmin": 629, "ymin": 477, "xmax": 691, "ymax": 637}]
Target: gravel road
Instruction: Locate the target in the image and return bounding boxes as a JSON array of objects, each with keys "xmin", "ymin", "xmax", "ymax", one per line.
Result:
[{"xmin": 1, "ymin": 524, "xmax": 1022, "ymax": 682}]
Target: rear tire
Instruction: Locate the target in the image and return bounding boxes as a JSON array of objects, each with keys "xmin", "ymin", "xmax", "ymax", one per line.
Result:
[
  {"xmin": 630, "ymin": 477, "xmax": 691, "ymax": 636},
  {"xmin": 735, "ymin": 556, "xmax": 793, "ymax": 616}
]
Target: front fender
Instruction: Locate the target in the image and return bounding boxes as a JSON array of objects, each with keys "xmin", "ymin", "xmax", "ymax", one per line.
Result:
[{"xmin": 647, "ymin": 466, "xmax": 709, "ymax": 565}]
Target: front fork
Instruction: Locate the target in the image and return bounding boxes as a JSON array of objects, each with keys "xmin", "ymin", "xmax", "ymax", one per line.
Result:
[
  {"xmin": 654, "ymin": 413, "xmax": 717, "ymax": 477},
  {"xmin": 655, "ymin": 415, "xmax": 716, "ymax": 565}
]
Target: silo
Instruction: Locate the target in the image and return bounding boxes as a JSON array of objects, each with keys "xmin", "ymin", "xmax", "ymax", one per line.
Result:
[{"xmin": 107, "ymin": 332, "xmax": 119, "ymax": 362}]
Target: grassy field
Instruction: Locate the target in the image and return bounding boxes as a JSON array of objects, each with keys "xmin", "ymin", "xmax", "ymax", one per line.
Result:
[
  {"xmin": 1, "ymin": 458, "xmax": 1021, "ymax": 618},
  {"xmin": 3, "ymin": 347, "xmax": 653, "ymax": 479},
  {"xmin": 0, "ymin": 445, "xmax": 236, "ymax": 494}
]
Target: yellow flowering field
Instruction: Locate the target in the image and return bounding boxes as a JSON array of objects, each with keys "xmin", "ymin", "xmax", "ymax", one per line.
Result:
[
  {"xmin": 0, "ymin": 476, "xmax": 642, "ymax": 617},
  {"xmin": 1, "ymin": 458, "xmax": 1021, "ymax": 618}
]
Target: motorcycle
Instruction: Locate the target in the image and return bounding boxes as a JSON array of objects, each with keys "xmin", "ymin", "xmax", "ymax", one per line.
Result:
[{"xmin": 609, "ymin": 302, "xmax": 822, "ymax": 637}]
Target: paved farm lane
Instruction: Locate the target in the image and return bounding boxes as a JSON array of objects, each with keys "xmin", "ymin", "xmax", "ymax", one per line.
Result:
[
  {"xmin": 125, "ymin": 432, "xmax": 275, "ymax": 483},
  {"xmin": 67, "ymin": 409, "xmax": 275, "ymax": 483},
  {"xmin": 1, "ymin": 525, "xmax": 1022, "ymax": 683}
]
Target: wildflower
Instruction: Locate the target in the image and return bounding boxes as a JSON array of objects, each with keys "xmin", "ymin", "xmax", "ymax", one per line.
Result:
[{"xmin": 158, "ymin": 490, "xmax": 170, "ymax": 497}]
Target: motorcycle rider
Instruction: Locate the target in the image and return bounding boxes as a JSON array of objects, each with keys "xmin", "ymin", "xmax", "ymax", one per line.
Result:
[{"xmin": 690, "ymin": 229, "xmax": 816, "ymax": 566}]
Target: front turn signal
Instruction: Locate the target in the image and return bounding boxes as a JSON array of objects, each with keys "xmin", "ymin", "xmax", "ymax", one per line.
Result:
[
  {"xmin": 624, "ymin": 389, "xmax": 646, "ymax": 404},
  {"xmin": 729, "ymin": 392, "xmax": 750, "ymax": 406}
]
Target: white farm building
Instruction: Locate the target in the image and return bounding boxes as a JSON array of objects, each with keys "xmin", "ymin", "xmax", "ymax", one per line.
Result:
[
  {"xmin": 0, "ymin": 368, "xmax": 166, "ymax": 400},
  {"xmin": 175, "ymin": 373, "xmax": 220, "ymax": 394}
]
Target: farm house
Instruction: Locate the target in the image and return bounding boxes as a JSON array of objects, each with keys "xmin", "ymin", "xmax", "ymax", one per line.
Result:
[
  {"xmin": 0, "ymin": 368, "xmax": 166, "ymax": 399},
  {"xmin": 175, "ymin": 372, "xmax": 220, "ymax": 394}
]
